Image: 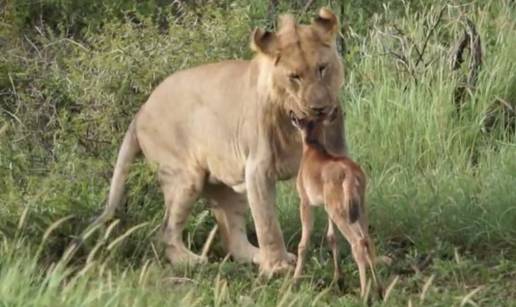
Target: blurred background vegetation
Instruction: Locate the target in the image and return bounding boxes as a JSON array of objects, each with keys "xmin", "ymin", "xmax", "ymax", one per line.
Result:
[{"xmin": 0, "ymin": 0, "xmax": 515, "ymax": 305}]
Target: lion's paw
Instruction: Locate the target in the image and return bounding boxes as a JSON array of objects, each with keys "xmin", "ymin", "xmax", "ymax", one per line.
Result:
[
  {"xmin": 259, "ymin": 256, "xmax": 295, "ymax": 279},
  {"xmin": 166, "ymin": 245, "xmax": 207, "ymax": 266},
  {"xmin": 286, "ymin": 252, "xmax": 297, "ymax": 265}
]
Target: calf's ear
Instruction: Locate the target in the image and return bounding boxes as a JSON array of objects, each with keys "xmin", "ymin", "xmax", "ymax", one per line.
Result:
[
  {"xmin": 289, "ymin": 111, "xmax": 301, "ymax": 128},
  {"xmin": 322, "ymin": 107, "xmax": 339, "ymax": 125}
]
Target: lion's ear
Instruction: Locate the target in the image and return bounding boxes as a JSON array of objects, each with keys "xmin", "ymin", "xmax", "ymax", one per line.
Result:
[
  {"xmin": 250, "ymin": 28, "xmax": 278, "ymax": 57},
  {"xmin": 312, "ymin": 7, "xmax": 339, "ymax": 43}
]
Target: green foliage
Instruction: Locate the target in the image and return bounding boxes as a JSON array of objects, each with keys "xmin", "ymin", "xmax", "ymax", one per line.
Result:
[
  {"xmin": 0, "ymin": 0, "xmax": 515, "ymax": 305},
  {"xmin": 3, "ymin": 0, "xmax": 175, "ymax": 37}
]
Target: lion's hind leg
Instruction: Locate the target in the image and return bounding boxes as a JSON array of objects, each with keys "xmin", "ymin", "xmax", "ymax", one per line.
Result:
[
  {"xmin": 207, "ymin": 186, "xmax": 260, "ymax": 264},
  {"xmin": 159, "ymin": 165, "xmax": 206, "ymax": 265}
]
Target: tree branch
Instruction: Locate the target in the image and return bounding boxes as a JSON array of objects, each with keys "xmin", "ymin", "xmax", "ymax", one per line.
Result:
[{"xmin": 415, "ymin": 6, "xmax": 446, "ymax": 67}]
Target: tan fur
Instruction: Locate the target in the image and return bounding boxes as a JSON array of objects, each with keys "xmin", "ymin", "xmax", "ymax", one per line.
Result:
[
  {"xmin": 291, "ymin": 111, "xmax": 384, "ymax": 297},
  {"xmin": 93, "ymin": 8, "xmax": 347, "ymax": 276}
]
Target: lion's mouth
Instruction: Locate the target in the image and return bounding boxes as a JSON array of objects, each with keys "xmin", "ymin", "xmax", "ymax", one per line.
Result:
[{"xmin": 287, "ymin": 106, "xmax": 338, "ymax": 132}]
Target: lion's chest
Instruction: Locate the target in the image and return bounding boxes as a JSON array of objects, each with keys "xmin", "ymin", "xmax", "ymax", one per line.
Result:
[
  {"xmin": 273, "ymin": 136, "xmax": 303, "ymax": 181},
  {"xmin": 273, "ymin": 153, "xmax": 300, "ymax": 180}
]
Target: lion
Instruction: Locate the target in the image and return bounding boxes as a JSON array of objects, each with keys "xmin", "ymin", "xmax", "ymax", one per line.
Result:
[{"xmin": 94, "ymin": 7, "xmax": 347, "ymax": 275}]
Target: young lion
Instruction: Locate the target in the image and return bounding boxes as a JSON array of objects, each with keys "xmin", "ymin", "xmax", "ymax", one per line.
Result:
[
  {"xmin": 94, "ymin": 8, "xmax": 347, "ymax": 276},
  {"xmin": 290, "ymin": 109, "xmax": 383, "ymax": 297}
]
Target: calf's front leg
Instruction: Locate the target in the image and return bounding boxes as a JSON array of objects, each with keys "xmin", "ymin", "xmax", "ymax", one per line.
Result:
[{"xmin": 293, "ymin": 197, "xmax": 313, "ymax": 282}]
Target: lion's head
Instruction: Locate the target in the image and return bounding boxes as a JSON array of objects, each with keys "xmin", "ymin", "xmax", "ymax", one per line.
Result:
[{"xmin": 251, "ymin": 7, "xmax": 344, "ymax": 118}]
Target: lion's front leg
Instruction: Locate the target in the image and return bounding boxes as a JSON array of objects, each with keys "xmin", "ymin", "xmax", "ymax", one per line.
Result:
[{"xmin": 245, "ymin": 160, "xmax": 296, "ymax": 277}]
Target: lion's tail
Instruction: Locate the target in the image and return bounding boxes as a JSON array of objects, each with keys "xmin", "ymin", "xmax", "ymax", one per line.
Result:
[{"xmin": 94, "ymin": 119, "xmax": 141, "ymax": 225}]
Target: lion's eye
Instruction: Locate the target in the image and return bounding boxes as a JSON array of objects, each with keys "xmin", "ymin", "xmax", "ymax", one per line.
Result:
[
  {"xmin": 318, "ymin": 64, "xmax": 327, "ymax": 78},
  {"xmin": 289, "ymin": 73, "xmax": 301, "ymax": 82}
]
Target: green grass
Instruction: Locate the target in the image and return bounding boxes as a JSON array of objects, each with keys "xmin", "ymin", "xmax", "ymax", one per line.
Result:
[{"xmin": 1, "ymin": 0, "xmax": 515, "ymax": 306}]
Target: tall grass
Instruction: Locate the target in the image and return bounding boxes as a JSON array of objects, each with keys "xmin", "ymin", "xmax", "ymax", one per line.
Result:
[
  {"xmin": 0, "ymin": 0, "xmax": 515, "ymax": 306},
  {"xmin": 342, "ymin": 2, "xmax": 516, "ymax": 255}
]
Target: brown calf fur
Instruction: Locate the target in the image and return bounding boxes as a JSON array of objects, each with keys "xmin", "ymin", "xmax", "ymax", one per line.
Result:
[{"xmin": 290, "ymin": 108, "xmax": 383, "ymax": 298}]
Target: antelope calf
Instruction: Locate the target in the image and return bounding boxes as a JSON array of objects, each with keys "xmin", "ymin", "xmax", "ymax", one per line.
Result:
[{"xmin": 290, "ymin": 109, "xmax": 382, "ymax": 298}]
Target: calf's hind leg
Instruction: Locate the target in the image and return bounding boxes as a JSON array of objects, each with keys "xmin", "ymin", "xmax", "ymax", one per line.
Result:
[
  {"xmin": 351, "ymin": 240, "xmax": 368, "ymax": 298},
  {"xmin": 160, "ymin": 166, "xmax": 205, "ymax": 265},
  {"xmin": 327, "ymin": 219, "xmax": 342, "ymax": 286}
]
